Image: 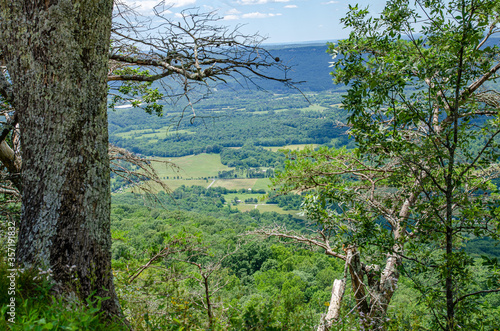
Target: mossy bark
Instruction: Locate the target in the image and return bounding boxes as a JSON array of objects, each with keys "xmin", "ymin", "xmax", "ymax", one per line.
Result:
[{"xmin": 0, "ymin": 0, "xmax": 122, "ymax": 318}]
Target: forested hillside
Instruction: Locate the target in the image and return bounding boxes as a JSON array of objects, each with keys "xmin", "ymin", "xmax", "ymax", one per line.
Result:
[
  {"xmin": 1, "ymin": 1, "xmax": 500, "ymax": 331},
  {"xmin": 108, "ymin": 90, "xmax": 350, "ymax": 157}
]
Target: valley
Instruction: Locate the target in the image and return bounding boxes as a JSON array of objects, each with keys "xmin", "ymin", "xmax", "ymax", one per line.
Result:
[{"xmin": 2, "ymin": 2, "xmax": 500, "ymax": 330}]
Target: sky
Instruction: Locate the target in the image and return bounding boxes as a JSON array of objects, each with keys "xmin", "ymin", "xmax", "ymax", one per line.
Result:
[{"xmin": 121, "ymin": 0, "xmax": 387, "ymax": 44}]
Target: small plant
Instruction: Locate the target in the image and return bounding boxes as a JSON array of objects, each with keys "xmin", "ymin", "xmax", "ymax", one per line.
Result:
[{"xmin": 0, "ymin": 256, "xmax": 127, "ymax": 330}]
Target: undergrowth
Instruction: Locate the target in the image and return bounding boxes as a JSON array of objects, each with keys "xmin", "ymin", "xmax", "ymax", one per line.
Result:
[{"xmin": 0, "ymin": 256, "xmax": 127, "ymax": 330}]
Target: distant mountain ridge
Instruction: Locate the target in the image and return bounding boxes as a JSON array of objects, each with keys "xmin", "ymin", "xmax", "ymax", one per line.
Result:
[
  {"xmin": 216, "ymin": 43, "xmax": 339, "ymax": 93},
  {"xmin": 265, "ymin": 44, "xmax": 338, "ymax": 92},
  {"xmin": 237, "ymin": 36, "xmax": 500, "ymax": 93}
]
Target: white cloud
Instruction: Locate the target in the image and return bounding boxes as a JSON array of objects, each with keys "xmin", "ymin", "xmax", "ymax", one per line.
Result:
[
  {"xmin": 223, "ymin": 14, "xmax": 240, "ymax": 20},
  {"xmin": 284, "ymin": 4, "xmax": 297, "ymax": 8},
  {"xmin": 322, "ymin": 1, "xmax": 339, "ymax": 4},
  {"xmin": 242, "ymin": 12, "xmax": 282, "ymax": 18},
  {"xmin": 239, "ymin": 0, "xmax": 289, "ymax": 5},
  {"xmin": 225, "ymin": 8, "xmax": 241, "ymax": 15},
  {"xmin": 164, "ymin": 0, "xmax": 197, "ymax": 7}
]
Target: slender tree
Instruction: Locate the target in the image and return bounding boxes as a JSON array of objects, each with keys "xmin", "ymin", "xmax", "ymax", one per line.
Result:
[{"xmin": 266, "ymin": 0, "xmax": 500, "ymax": 329}]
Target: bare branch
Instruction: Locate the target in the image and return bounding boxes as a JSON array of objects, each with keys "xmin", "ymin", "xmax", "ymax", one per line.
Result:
[
  {"xmin": 248, "ymin": 226, "xmax": 346, "ymax": 261},
  {"xmin": 462, "ymin": 62, "xmax": 500, "ymax": 99},
  {"xmin": 108, "ymin": 6, "xmax": 296, "ymax": 116},
  {"xmin": 453, "ymin": 288, "xmax": 500, "ymax": 307},
  {"xmin": 109, "ymin": 144, "xmax": 175, "ymax": 204}
]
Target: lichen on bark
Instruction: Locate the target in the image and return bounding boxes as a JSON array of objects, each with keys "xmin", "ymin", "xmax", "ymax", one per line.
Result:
[{"xmin": 0, "ymin": 0, "xmax": 123, "ymax": 319}]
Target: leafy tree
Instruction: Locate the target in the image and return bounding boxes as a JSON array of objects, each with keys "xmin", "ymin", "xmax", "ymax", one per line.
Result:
[
  {"xmin": 0, "ymin": 0, "xmax": 291, "ymax": 320},
  {"xmin": 269, "ymin": 0, "xmax": 500, "ymax": 329}
]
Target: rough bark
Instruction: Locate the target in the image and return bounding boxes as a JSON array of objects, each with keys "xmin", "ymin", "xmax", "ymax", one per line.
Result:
[
  {"xmin": 317, "ymin": 278, "xmax": 346, "ymax": 331},
  {"xmin": 346, "ymin": 246, "xmax": 369, "ymax": 313},
  {"xmin": 327, "ymin": 279, "xmax": 346, "ymax": 321},
  {"xmin": 0, "ymin": 0, "xmax": 122, "ymax": 319},
  {"xmin": 0, "ymin": 140, "xmax": 21, "ymax": 191},
  {"xmin": 204, "ymin": 276, "xmax": 214, "ymax": 330}
]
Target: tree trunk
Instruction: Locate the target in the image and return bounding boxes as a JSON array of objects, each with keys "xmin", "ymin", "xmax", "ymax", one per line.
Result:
[
  {"xmin": 204, "ymin": 276, "xmax": 214, "ymax": 329},
  {"xmin": 0, "ymin": 0, "xmax": 122, "ymax": 319},
  {"xmin": 0, "ymin": 140, "xmax": 21, "ymax": 191},
  {"xmin": 346, "ymin": 246, "xmax": 369, "ymax": 314},
  {"xmin": 366, "ymin": 252, "xmax": 400, "ymax": 328},
  {"xmin": 317, "ymin": 278, "xmax": 346, "ymax": 331}
]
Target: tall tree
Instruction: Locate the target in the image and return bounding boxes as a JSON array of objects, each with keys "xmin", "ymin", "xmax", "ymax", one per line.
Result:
[
  {"xmin": 267, "ymin": 0, "xmax": 500, "ymax": 329},
  {"xmin": 0, "ymin": 0, "xmax": 291, "ymax": 321},
  {"xmin": 0, "ymin": 0, "xmax": 121, "ymax": 317}
]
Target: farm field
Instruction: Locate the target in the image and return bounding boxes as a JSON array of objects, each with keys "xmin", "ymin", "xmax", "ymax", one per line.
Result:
[
  {"xmin": 119, "ymin": 154, "xmax": 274, "ymax": 193},
  {"xmin": 148, "ymin": 155, "xmax": 273, "ymax": 191},
  {"xmin": 161, "ymin": 179, "xmax": 212, "ymax": 191},
  {"xmin": 211, "ymin": 178, "xmax": 258, "ymax": 190},
  {"xmin": 223, "ymin": 193, "xmax": 296, "ymax": 215},
  {"xmin": 151, "ymin": 153, "xmax": 234, "ymax": 179},
  {"xmin": 223, "ymin": 192, "xmax": 265, "ymax": 203},
  {"xmin": 273, "ymin": 104, "xmax": 327, "ymax": 113},
  {"xmin": 114, "ymin": 126, "xmax": 193, "ymax": 139},
  {"xmin": 264, "ymin": 144, "xmax": 318, "ymax": 152},
  {"xmin": 252, "ymin": 178, "xmax": 272, "ymax": 191},
  {"xmin": 121, "ymin": 179, "xmax": 210, "ymax": 193},
  {"xmin": 300, "ymin": 104, "xmax": 328, "ymax": 112},
  {"xmin": 235, "ymin": 203, "xmax": 293, "ymax": 214},
  {"xmin": 115, "ymin": 153, "xmax": 300, "ymax": 214}
]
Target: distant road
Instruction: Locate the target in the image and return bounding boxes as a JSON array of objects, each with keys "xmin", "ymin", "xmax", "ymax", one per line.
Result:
[{"xmin": 207, "ymin": 179, "xmax": 216, "ymax": 189}]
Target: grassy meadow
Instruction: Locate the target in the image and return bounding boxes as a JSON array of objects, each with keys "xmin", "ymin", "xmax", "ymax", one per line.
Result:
[
  {"xmin": 114, "ymin": 126, "xmax": 193, "ymax": 139},
  {"xmin": 264, "ymin": 144, "xmax": 318, "ymax": 152},
  {"xmin": 118, "ymin": 153, "xmax": 297, "ymax": 215},
  {"xmin": 152, "ymin": 153, "xmax": 233, "ymax": 179}
]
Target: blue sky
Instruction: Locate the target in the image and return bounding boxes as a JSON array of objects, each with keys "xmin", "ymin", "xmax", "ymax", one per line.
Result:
[{"xmin": 122, "ymin": 0, "xmax": 387, "ymax": 44}]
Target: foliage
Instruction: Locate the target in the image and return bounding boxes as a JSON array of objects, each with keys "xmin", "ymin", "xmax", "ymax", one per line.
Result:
[
  {"xmin": 109, "ymin": 194, "xmax": 345, "ymax": 330},
  {"xmin": 108, "ymin": 90, "xmax": 350, "ymax": 158},
  {"xmin": 2, "ymin": 0, "xmax": 500, "ymax": 328},
  {"xmin": 0, "ymin": 256, "xmax": 125, "ymax": 330},
  {"xmin": 220, "ymin": 144, "xmax": 286, "ymax": 169},
  {"xmin": 109, "ymin": 67, "xmax": 164, "ymax": 116},
  {"xmin": 266, "ymin": 192, "xmax": 304, "ymax": 211},
  {"xmin": 270, "ymin": 0, "xmax": 500, "ymax": 329},
  {"xmin": 109, "ymin": 189, "xmax": 500, "ymax": 330}
]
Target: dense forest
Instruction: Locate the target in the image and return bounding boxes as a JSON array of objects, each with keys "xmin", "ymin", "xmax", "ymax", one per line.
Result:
[
  {"xmin": 1, "ymin": 1, "xmax": 500, "ymax": 331},
  {"xmin": 108, "ymin": 91, "xmax": 351, "ymax": 157}
]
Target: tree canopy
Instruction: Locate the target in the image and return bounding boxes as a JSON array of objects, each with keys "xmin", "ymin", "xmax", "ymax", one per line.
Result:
[{"xmin": 270, "ymin": 0, "xmax": 500, "ymax": 329}]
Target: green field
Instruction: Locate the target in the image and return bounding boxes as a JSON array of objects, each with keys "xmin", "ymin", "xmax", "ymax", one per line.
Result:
[
  {"xmin": 299, "ymin": 104, "xmax": 328, "ymax": 112},
  {"xmin": 252, "ymin": 178, "xmax": 272, "ymax": 191},
  {"xmin": 148, "ymin": 155, "xmax": 273, "ymax": 190},
  {"xmin": 235, "ymin": 203, "xmax": 292, "ymax": 214},
  {"xmin": 264, "ymin": 144, "xmax": 318, "ymax": 152},
  {"xmin": 123, "ymin": 154, "xmax": 275, "ymax": 194},
  {"xmin": 211, "ymin": 178, "xmax": 258, "ymax": 190},
  {"xmin": 115, "ymin": 127, "xmax": 193, "ymax": 139},
  {"xmin": 114, "ymin": 148, "xmax": 298, "ymax": 214},
  {"xmin": 223, "ymin": 193, "xmax": 297, "ymax": 215},
  {"xmin": 157, "ymin": 179, "xmax": 212, "ymax": 191},
  {"xmin": 117, "ymin": 153, "xmax": 298, "ymax": 214},
  {"xmin": 151, "ymin": 153, "xmax": 234, "ymax": 179},
  {"xmin": 224, "ymin": 192, "xmax": 266, "ymax": 202}
]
